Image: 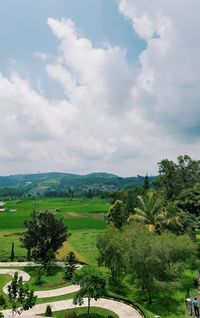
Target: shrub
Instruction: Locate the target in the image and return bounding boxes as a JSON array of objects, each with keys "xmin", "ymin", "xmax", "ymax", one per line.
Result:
[
  {"xmin": 0, "ymin": 295, "xmax": 6, "ymax": 308},
  {"xmin": 64, "ymin": 310, "xmax": 77, "ymax": 318},
  {"xmin": 35, "ymin": 267, "xmax": 44, "ymax": 286},
  {"xmin": 45, "ymin": 305, "xmax": 52, "ymax": 317}
]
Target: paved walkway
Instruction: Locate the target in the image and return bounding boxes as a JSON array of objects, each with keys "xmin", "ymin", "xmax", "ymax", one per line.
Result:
[
  {"xmin": 0, "ymin": 269, "xmax": 30, "ymax": 294},
  {"xmin": 2, "ymin": 298, "xmax": 142, "ymax": 318},
  {"xmin": 0, "ymin": 263, "xmax": 143, "ymax": 318},
  {"xmin": 0, "ymin": 261, "xmax": 65, "ymax": 268}
]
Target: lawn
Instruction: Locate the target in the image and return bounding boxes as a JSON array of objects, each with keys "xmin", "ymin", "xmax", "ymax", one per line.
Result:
[
  {"xmin": 45, "ymin": 307, "xmax": 119, "ymax": 318},
  {"xmin": 24, "ymin": 266, "xmax": 71, "ymax": 291}
]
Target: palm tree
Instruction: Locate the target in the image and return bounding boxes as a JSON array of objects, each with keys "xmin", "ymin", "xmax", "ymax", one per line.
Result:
[{"xmin": 128, "ymin": 191, "xmax": 166, "ymax": 233}]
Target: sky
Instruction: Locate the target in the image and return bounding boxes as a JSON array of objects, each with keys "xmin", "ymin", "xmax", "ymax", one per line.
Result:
[{"xmin": 0, "ymin": 0, "xmax": 200, "ymax": 176}]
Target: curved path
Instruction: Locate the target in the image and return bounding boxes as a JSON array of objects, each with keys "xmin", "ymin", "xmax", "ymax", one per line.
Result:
[{"xmin": 0, "ymin": 263, "xmax": 143, "ymax": 318}]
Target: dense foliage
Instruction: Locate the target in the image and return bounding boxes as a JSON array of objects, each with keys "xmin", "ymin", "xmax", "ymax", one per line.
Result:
[
  {"xmin": 73, "ymin": 266, "xmax": 106, "ymax": 315},
  {"xmin": 21, "ymin": 211, "xmax": 69, "ymax": 265},
  {"xmin": 8, "ymin": 272, "xmax": 37, "ymax": 316},
  {"xmin": 97, "ymin": 225, "xmax": 197, "ymax": 304}
]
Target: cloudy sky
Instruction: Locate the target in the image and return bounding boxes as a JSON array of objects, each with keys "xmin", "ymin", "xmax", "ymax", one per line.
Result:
[{"xmin": 0, "ymin": 0, "xmax": 200, "ymax": 176}]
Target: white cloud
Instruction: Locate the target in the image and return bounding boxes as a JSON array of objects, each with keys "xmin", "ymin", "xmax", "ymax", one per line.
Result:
[
  {"xmin": 119, "ymin": 0, "xmax": 200, "ymax": 139},
  {"xmin": 1, "ymin": 4, "xmax": 200, "ymax": 176}
]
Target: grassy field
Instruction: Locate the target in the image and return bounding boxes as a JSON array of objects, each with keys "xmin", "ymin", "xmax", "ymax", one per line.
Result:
[
  {"xmin": 46, "ymin": 307, "xmax": 119, "ymax": 318},
  {"xmin": 0, "ymin": 198, "xmax": 109, "ymax": 262}
]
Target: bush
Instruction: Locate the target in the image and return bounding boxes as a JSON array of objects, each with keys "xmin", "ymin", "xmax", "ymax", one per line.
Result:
[
  {"xmin": 45, "ymin": 304, "xmax": 52, "ymax": 317},
  {"xmin": 64, "ymin": 310, "xmax": 77, "ymax": 318},
  {"xmin": 35, "ymin": 267, "xmax": 44, "ymax": 285},
  {"xmin": 0, "ymin": 295, "xmax": 6, "ymax": 308}
]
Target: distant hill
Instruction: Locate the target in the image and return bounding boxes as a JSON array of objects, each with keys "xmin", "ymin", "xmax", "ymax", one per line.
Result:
[{"xmin": 0, "ymin": 172, "xmax": 157, "ymax": 197}]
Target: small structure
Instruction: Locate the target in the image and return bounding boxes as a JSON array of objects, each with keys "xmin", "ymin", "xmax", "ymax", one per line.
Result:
[{"xmin": 0, "ymin": 202, "xmax": 5, "ymax": 212}]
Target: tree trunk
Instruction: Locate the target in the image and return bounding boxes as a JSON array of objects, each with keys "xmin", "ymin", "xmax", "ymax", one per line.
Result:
[
  {"xmin": 88, "ymin": 297, "xmax": 91, "ymax": 316},
  {"xmin": 147, "ymin": 288, "xmax": 152, "ymax": 305}
]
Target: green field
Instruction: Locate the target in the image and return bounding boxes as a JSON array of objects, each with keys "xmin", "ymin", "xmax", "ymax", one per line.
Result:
[{"xmin": 0, "ymin": 198, "xmax": 109, "ymax": 263}]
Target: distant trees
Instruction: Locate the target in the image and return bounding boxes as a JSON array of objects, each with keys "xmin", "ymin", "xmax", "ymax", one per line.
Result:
[
  {"xmin": 73, "ymin": 266, "xmax": 106, "ymax": 315},
  {"xmin": 21, "ymin": 211, "xmax": 69, "ymax": 266},
  {"xmin": 8, "ymin": 272, "xmax": 37, "ymax": 316}
]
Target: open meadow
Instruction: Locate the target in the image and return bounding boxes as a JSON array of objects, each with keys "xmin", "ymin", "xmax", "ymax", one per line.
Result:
[{"xmin": 0, "ymin": 198, "xmax": 109, "ymax": 263}]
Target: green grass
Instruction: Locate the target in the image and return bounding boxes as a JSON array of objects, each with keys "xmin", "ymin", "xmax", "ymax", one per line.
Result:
[
  {"xmin": 0, "ymin": 198, "xmax": 108, "ymax": 261},
  {"xmin": 24, "ymin": 266, "xmax": 71, "ymax": 291},
  {"xmin": 4, "ymin": 198, "xmax": 109, "ymax": 215},
  {"xmin": 44, "ymin": 307, "xmax": 119, "ymax": 318},
  {"xmin": 0, "ymin": 274, "xmax": 11, "ymax": 289},
  {"xmin": 66, "ymin": 230, "xmax": 102, "ymax": 264},
  {"xmin": 106, "ymin": 271, "xmax": 196, "ymax": 318}
]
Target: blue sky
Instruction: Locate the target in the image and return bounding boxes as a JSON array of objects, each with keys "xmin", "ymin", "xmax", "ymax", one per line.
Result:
[
  {"xmin": 0, "ymin": 0, "xmax": 145, "ymax": 99},
  {"xmin": 0, "ymin": 0, "xmax": 199, "ymax": 176}
]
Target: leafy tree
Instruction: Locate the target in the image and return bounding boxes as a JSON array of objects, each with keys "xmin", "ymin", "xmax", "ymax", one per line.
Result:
[
  {"xmin": 156, "ymin": 159, "xmax": 180, "ymax": 199},
  {"xmin": 10, "ymin": 242, "xmax": 14, "ymax": 262},
  {"xmin": 156, "ymin": 155, "xmax": 200, "ymax": 199},
  {"xmin": 107, "ymin": 200, "xmax": 126, "ymax": 229},
  {"xmin": 21, "ymin": 211, "xmax": 69, "ymax": 265},
  {"xmin": 143, "ymin": 174, "xmax": 149, "ymax": 190},
  {"xmin": 34, "ymin": 267, "xmax": 45, "ymax": 285},
  {"xmin": 162, "ymin": 202, "xmax": 195, "ymax": 236},
  {"xmin": 8, "ymin": 272, "xmax": 37, "ymax": 317},
  {"xmin": 73, "ymin": 266, "xmax": 106, "ymax": 315},
  {"xmin": 124, "ymin": 225, "xmax": 197, "ymax": 304},
  {"xmin": 176, "ymin": 183, "xmax": 200, "ymax": 217},
  {"xmin": 97, "ymin": 225, "xmax": 126, "ymax": 290},
  {"xmin": 64, "ymin": 252, "xmax": 77, "ymax": 281},
  {"xmin": 123, "ymin": 188, "xmax": 144, "ymax": 217}
]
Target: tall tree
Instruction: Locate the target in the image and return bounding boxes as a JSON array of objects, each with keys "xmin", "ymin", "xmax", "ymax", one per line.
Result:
[
  {"xmin": 64, "ymin": 252, "xmax": 77, "ymax": 280},
  {"xmin": 176, "ymin": 183, "xmax": 200, "ymax": 217},
  {"xmin": 107, "ymin": 200, "xmax": 126, "ymax": 229},
  {"xmin": 21, "ymin": 211, "xmax": 69, "ymax": 265},
  {"xmin": 97, "ymin": 225, "xmax": 127, "ymax": 289},
  {"xmin": 73, "ymin": 266, "xmax": 106, "ymax": 315},
  {"xmin": 156, "ymin": 155, "xmax": 200, "ymax": 199},
  {"xmin": 143, "ymin": 174, "xmax": 149, "ymax": 190},
  {"xmin": 10, "ymin": 242, "xmax": 14, "ymax": 262},
  {"xmin": 8, "ymin": 272, "xmax": 37, "ymax": 317}
]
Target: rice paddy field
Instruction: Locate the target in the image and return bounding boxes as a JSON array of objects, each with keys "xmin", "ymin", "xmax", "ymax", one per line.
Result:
[{"xmin": 0, "ymin": 198, "xmax": 110, "ymax": 264}]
